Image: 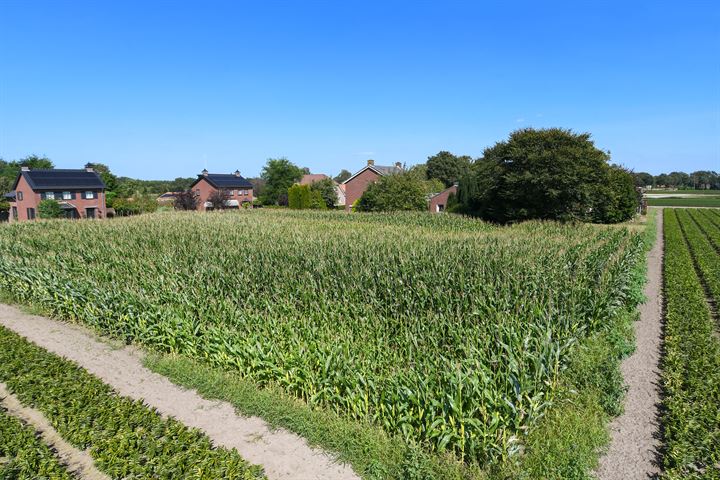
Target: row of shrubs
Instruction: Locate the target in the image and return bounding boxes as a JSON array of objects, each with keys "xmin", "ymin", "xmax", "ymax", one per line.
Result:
[{"xmin": 0, "ymin": 326, "xmax": 264, "ymax": 479}]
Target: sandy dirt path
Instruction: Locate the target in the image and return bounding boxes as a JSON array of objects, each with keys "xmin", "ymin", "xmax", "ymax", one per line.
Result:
[
  {"xmin": 596, "ymin": 209, "xmax": 663, "ymax": 479},
  {"xmin": 0, "ymin": 305, "xmax": 360, "ymax": 480},
  {"xmin": 0, "ymin": 382, "xmax": 110, "ymax": 480}
]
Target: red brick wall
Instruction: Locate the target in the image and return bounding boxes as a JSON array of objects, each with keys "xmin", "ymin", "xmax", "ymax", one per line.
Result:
[
  {"xmin": 428, "ymin": 185, "xmax": 457, "ymax": 213},
  {"xmin": 343, "ymin": 168, "xmax": 381, "ymax": 211},
  {"xmin": 193, "ymin": 178, "xmax": 253, "ymax": 211},
  {"xmin": 9, "ymin": 175, "xmax": 107, "ymax": 222}
]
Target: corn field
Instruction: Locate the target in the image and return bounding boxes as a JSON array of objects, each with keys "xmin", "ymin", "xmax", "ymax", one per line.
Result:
[{"xmin": 0, "ymin": 210, "xmax": 644, "ymax": 465}]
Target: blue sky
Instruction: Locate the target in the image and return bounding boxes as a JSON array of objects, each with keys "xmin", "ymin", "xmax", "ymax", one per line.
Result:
[{"xmin": 1, "ymin": 1, "xmax": 718, "ymax": 179}]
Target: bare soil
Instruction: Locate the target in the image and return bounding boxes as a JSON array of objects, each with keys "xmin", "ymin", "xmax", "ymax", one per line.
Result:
[
  {"xmin": 0, "ymin": 306, "xmax": 360, "ymax": 480},
  {"xmin": 0, "ymin": 382, "xmax": 110, "ymax": 480},
  {"xmin": 596, "ymin": 209, "xmax": 663, "ymax": 479}
]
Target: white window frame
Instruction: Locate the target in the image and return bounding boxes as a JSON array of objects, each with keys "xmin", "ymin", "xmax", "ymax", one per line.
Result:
[
  {"xmin": 17, "ymin": 191, "xmax": 23, "ymax": 201},
  {"xmin": 45, "ymin": 192, "xmax": 55, "ymax": 200},
  {"xmin": 63, "ymin": 191, "xmax": 72, "ymax": 200},
  {"xmin": 85, "ymin": 191, "xmax": 95, "ymax": 199}
]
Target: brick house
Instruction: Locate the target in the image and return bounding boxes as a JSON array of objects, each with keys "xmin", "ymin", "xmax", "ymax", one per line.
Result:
[
  {"xmin": 190, "ymin": 169, "xmax": 253, "ymax": 211},
  {"xmin": 428, "ymin": 184, "xmax": 458, "ymax": 213},
  {"xmin": 342, "ymin": 160, "xmax": 403, "ymax": 211},
  {"xmin": 6, "ymin": 165, "xmax": 107, "ymax": 222}
]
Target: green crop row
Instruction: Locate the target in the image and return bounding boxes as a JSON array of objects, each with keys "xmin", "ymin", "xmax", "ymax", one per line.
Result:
[
  {"xmin": 0, "ymin": 326, "xmax": 264, "ymax": 480},
  {"xmin": 692, "ymin": 209, "xmax": 720, "ymax": 250},
  {"xmin": 0, "ymin": 407, "xmax": 74, "ymax": 479},
  {"xmin": 676, "ymin": 209, "xmax": 720, "ymax": 306},
  {"xmin": 661, "ymin": 209, "xmax": 720, "ymax": 479},
  {"xmin": 0, "ymin": 210, "xmax": 645, "ymax": 466}
]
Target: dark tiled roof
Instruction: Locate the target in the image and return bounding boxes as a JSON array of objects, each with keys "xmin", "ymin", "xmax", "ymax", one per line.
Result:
[
  {"xmin": 3, "ymin": 191, "xmax": 16, "ymax": 199},
  {"xmin": 372, "ymin": 165, "xmax": 403, "ymax": 175},
  {"xmin": 191, "ymin": 173, "xmax": 253, "ymax": 189},
  {"xmin": 14, "ymin": 169, "xmax": 106, "ymax": 191}
]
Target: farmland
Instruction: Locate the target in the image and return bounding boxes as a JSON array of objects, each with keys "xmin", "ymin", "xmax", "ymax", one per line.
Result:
[
  {"xmin": 646, "ymin": 196, "xmax": 720, "ymax": 208},
  {"xmin": 0, "ymin": 325, "xmax": 264, "ymax": 479},
  {"xmin": 661, "ymin": 208, "xmax": 720, "ymax": 479},
  {"xmin": 0, "ymin": 209, "xmax": 648, "ymax": 476}
]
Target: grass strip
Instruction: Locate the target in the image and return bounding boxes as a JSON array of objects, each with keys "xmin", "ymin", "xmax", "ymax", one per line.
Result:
[
  {"xmin": 661, "ymin": 209, "xmax": 720, "ymax": 479},
  {"xmin": 0, "ymin": 407, "xmax": 74, "ymax": 479},
  {"xmin": 0, "ymin": 325, "xmax": 264, "ymax": 480}
]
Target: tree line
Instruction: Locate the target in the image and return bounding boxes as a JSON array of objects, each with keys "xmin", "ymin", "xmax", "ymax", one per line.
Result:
[{"xmin": 632, "ymin": 171, "xmax": 719, "ymax": 190}]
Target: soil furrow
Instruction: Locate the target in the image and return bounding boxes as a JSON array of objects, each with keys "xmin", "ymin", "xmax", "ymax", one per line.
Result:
[{"xmin": 596, "ymin": 209, "xmax": 663, "ymax": 480}]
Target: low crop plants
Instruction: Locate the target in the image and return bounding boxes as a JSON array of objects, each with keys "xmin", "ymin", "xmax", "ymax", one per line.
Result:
[
  {"xmin": 661, "ymin": 209, "xmax": 720, "ymax": 479},
  {"xmin": 0, "ymin": 407, "xmax": 74, "ymax": 479},
  {"xmin": 0, "ymin": 326, "xmax": 264, "ymax": 480},
  {"xmin": 0, "ymin": 209, "xmax": 646, "ymax": 472}
]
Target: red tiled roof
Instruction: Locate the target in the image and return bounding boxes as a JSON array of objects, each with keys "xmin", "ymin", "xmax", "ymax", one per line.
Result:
[{"xmin": 299, "ymin": 174, "xmax": 329, "ymax": 185}]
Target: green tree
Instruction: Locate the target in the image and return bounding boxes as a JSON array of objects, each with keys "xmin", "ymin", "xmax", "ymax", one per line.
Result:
[
  {"xmin": 333, "ymin": 169, "xmax": 352, "ymax": 183},
  {"xmin": 260, "ymin": 158, "xmax": 303, "ymax": 205},
  {"xmin": 426, "ymin": 151, "xmax": 472, "ymax": 187},
  {"xmin": 592, "ymin": 165, "xmax": 639, "ymax": 223},
  {"xmin": 633, "ymin": 172, "xmax": 654, "ymax": 188},
  {"xmin": 356, "ymin": 172, "xmax": 427, "ymax": 212},
  {"xmin": 288, "ymin": 184, "xmax": 311, "ymax": 209},
  {"xmin": 288, "ymin": 184, "xmax": 327, "ymax": 209},
  {"xmin": 309, "ymin": 178, "xmax": 338, "ymax": 208},
  {"xmin": 87, "ymin": 163, "xmax": 118, "ymax": 192},
  {"xmin": 458, "ymin": 128, "xmax": 622, "ymax": 223},
  {"xmin": 38, "ymin": 199, "xmax": 63, "ymax": 219},
  {"xmin": 18, "ymin": 155, "xmax": 53, "ymax": 170}
]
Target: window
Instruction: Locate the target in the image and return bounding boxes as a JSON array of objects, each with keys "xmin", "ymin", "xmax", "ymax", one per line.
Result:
[
  {"xmin": 63, "ymin": 191, "xmax": 72, "ymax": 200},
  {"xmin": 45, "ymin": 192, "xmax": 55, "ymax": 200},
  {"xmin": 230, "ymin": 190, "xmax": 235, "ymax": 196},
  {"xmin": 85, "ymin": 191, "xmax": 95, "ymax": 199},
  {"xmin": 17, "ymin": 191, "xmax": 23, "ymax": 201},
  {"xmin": 11, "ymin": 207, "xmax": 17, "ymax": 220},
  {"xmin": 27, "ymin": 208, "xmax": 35, "ymax": 220}
]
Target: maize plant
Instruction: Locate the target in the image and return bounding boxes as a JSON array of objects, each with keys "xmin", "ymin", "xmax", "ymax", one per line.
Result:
[{"xmin": 0, "ymin": 210, "xmax": 645, "ymax": 465}]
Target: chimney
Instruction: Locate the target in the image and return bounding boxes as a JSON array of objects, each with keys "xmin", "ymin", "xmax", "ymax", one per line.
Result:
[
  {"xmin": 201, "ymin": 169, "xmax": 209, "ymax": 177},
  {"xmin": 85, "ymin": 163, "xmax": 94, "ymax": 172},
  {"xmin": 20, "ymin": 166, "xmax": 30, "ymax": 171},
  {"xmin": 395, "ymin": 162, "xmax": 402, "ymax": 169},
  {"xmin": 233, "ymin": 169, "xmax": 241, "ymax": 177},
  {"xmin": 367, "ymin": 159, "xmax": 375, "ymax": 166}
]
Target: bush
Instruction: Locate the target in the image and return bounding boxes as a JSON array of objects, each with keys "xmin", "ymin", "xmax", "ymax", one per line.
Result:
[
  {"xmin": 113, "ymin": 195, "xmax": 159, "ymax": 216},
  {"xmin": 288, "ymin": 184, "xmax": 327, "ymax": 210},
  {"xmin": 458, "ymin": 128, "xmax": 637, "ymax": 224},
  {"xmin": 309, "ymin": 178, "xmax": 338, "ymax": 208},
  {"xmin": 173, "ymin": 191, "xmax": 198, "ymax": 211},
  {"xmin": 356, "ymin": 172, "xmax": 427, "ymax": 212},
  {"xmin": 38, "ymin": 199, "xmax": 63, "ymax": 219}
]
